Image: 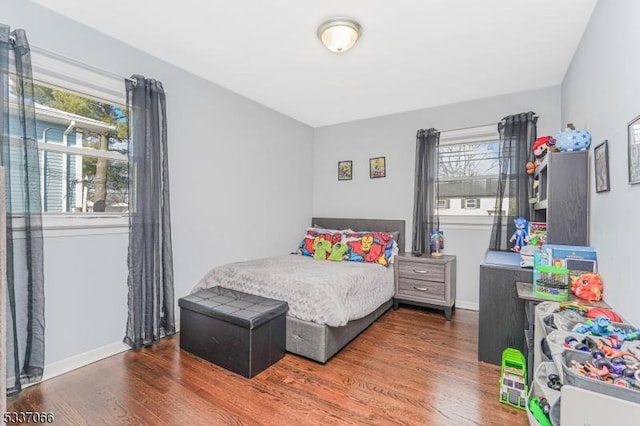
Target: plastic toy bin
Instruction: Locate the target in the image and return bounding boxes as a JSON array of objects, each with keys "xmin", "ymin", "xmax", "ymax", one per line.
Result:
[
  {"xmin": 526, "ymin": 381, "xmax": 560, "ymax": 426},
  {"xmin": 534, "ymin": 265, "xmax": 570, "ymax": 301},
  {"xmin": 560, "ymin": 351, "xmax": 640, "ymax": 404}
]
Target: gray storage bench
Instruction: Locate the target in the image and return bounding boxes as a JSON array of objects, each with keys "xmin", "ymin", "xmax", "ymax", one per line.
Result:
[{"xmin": 179, "ymin": 287, "xmax": 288, "ymax": 378}]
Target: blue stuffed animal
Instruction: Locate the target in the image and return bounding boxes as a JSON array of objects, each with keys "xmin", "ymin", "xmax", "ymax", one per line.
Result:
[{"xmin": 556, "ymin": 123, "xmax": 591, "ymax": 152}]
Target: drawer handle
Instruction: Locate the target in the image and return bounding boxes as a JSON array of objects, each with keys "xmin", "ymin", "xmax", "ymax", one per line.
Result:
[
  {"xmin": 413, "ymin": 286, "xmax": 428, "ymax": 291},
  {"xmin": 413, "ymin": 269, "xmax": 429, "ymax": 274}
]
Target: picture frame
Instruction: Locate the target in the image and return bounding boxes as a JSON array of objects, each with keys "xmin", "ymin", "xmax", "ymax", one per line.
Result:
[
  {"xmin": 337, "ymin": 160, "xmax": 352, "ymax": 181},
  {"xmin": 369, "ymin": 156, "xmax": 386, "ymax": 179},
  {"xmin": 628, "ymin": 114, "xmax": 640, "ymax": 184},
  {"xmin": 594, "ymin": 140, "xmax": 610, "ymax": 193}
]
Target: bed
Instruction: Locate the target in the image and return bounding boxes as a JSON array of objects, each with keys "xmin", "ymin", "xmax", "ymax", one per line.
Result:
[{"xmin": 193, "ymin": 217, "xmax": 405, "ymax": 363}]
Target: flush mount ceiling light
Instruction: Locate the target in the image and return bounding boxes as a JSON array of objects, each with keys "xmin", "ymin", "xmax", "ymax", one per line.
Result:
[{"xmin": 317, "ymin": 18, "xmax": 362, "ymax": 53}]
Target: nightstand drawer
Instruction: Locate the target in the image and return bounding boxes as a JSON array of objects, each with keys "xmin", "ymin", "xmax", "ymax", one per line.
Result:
[
  {"xmin": 397, "ymin": 277, "xmax": 445, "ymax": 299},
  {"xmin": 397, "ymin": 261, "xmax": 445, "ymax": 282}
]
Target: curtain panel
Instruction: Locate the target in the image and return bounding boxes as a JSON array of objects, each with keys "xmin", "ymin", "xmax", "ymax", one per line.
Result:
[
  {"xmin": 412, "ymin": 128, "xmax": 440, "ymax": 254},
  {"xmin": 124, "ymin": 75, "xmax": 175, "ymax": 350},
  {"xmin": 489, "ymin": 111, "xmax": 537, "ymax": 251},
  {"xmin": 0, "ymin": 24, "xmax": 46, "ymax": 396}
]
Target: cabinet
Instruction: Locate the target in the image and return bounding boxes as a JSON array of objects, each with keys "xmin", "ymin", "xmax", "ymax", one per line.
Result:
[
  {"xmin": 533, "ymin": 150, "xmax": 589, "ymax": 246},
  {"xmin": 393, "ymin": 253, "xmax": 456, "ymax": 320},
  {"xmin": 478, "ymin": 250, "xmax": 532, "ymax": 365}
]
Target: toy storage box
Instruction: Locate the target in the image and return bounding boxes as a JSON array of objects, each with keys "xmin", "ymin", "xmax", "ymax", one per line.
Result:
[
  {"xmin": 526, "ymin": 380, "xmax": 560, "ymax": 426},
  {"xmin": 561, "ymin": 351, "xmax": 640, "ymax": 404},
  {"xmin": 533, "ymin": 265, "xmax": 569, "ymax": 301}
]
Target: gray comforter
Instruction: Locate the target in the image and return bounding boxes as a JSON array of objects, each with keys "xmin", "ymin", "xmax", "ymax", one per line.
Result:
[{"xmin": 194, "ymin": 254, "xmax": 394, "ymax": 327}]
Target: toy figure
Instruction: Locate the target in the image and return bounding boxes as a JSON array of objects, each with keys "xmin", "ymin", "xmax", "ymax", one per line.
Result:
[
  {"xmin": 430, "ymin": 230, "xmax": 444, "ymax": 256},
  {"xmin": 509, "ymin": 217, "xmax": 528, "ymax": 252},
  {"xmin": 574, "ymin": 316, "xmax": 640, "ymax": 342},
  {"xmin": 571, "ymin": 273, "xmax": 604, "ymax": 301},
  {"xmin": 533, "ymin": 136, "xmax": 553, "ymax": 159},
  {"xmin": 527, "ymin": 136, "xmax": 556, "ymax": 174}
]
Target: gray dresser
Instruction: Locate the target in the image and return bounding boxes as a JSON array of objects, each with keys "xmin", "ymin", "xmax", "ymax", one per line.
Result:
[{"xmin": 393, "ymin": 253, "xmax": 456, "ymax": 320}]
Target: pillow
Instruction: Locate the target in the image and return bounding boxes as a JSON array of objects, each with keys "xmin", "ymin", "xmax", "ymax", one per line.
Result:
[
  {"xmin": 296, "ymin": 228, "xmax": 345, "ymax": 259},
  {"xmin": 311, "ymin": 224, "xmax": 354, "ymax": 233},
  {"xmin": 343, "ymin": 231, "xmax": 398, "ymax": 266}
]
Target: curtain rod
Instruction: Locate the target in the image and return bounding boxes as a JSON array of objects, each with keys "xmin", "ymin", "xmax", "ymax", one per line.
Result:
[
  {"xmin": 31, "ymin": 44, "xmax": 137, "ymax": 84},
  {"xmin": 435, "ymin": 114, "xmax": 539, "ymax": 134},
  {"xmin": 435, "ymin": 122, "xmax": 496, "ymax": 134}
]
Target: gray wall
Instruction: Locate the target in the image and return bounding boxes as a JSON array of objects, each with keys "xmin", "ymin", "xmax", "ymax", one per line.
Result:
[
  {"xmin": 5, "ymin": 2, "xmax": 313, "ymax": 368},
  {"xmin": 562, "ymin": 0, "xmax": 640, "ymax": 326},
  {"xmin": 313, "ymin": 86, "xmax": 561, "ymax": 308}
]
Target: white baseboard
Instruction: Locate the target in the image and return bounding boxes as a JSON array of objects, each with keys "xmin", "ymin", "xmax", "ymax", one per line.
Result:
[
  {"xmin": 29, "ymin": 325, "xmax": 181, "ymax": 387},
  {"xmin": 35, "ymin": 341, "xmax": 130, "ymax": 385},
  {"xmin": 455, "ymin": 300, "xmax": 479, "ymax": 311}
]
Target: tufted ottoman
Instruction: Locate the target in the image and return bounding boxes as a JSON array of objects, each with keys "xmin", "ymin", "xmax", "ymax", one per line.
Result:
[{"xmin": 179, "ymin": 287, "xmax": 288, "ymax": 378}]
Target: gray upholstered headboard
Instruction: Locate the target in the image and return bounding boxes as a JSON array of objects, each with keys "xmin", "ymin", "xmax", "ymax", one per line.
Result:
[{"xmin": 311, "ymin": 217, "xmax": 406, "ymax": 253}]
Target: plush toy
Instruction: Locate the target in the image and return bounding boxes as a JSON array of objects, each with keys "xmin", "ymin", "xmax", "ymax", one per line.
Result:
[
  {"xmin": 313, "ymin": 239, "xmax": 332, "ymax": 260},
  {"xmin": 509, "ymin": 217, "xmax": 528, "ymax": 252},
  {"xmin": 571, "ymin": 273, "xmax": 604, "ymax": 301},
  {"xmin": 533, "ymin": 136, "xmax": 552, "ymax": 159},
  {"xmin": 328, "ymin": 242, "xmax": 349, "ymax": 261},
  {"xmin": 526, "ymin": 161, "xmax": 536, "ymax": 175},
  {"xmin": 556, "ymin": 123, "xmax": 591, "ymax": 152},
  {"xmin": 527, "ymin": 136, "xmax": 557, "ymax": 174}
]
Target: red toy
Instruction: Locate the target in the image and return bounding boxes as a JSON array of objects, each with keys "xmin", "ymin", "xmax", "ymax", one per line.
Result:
[
  {"xmin": 571, "ymin": 273, "xmax": 603, "ymax": 301},
  {"xmin": 586, "ymin": 307, "xmax": 622, "ymax": 323},
  {"xmin": 527, "ymin": 136, "xmax": 557, "ymax": 175},
  {"xmin": 533, "ymin": 136, "xmax": 552, "ymax": 158}
]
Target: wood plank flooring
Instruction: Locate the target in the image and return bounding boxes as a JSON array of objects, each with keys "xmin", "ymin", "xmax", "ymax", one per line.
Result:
[{"xmin": 7, "ymin": 307, "xmax": 528, "ymax": 425}]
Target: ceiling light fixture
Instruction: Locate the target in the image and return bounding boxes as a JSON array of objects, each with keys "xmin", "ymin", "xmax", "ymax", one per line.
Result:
[{"xmin": 317, "ymin": 18, "xmax": 362, "ymax": 53}]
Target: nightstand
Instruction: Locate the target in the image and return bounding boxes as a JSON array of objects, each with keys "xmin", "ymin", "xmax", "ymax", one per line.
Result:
[{"xmin": 393, "ymin": 253, "xmax": 456, "ymax": 320}]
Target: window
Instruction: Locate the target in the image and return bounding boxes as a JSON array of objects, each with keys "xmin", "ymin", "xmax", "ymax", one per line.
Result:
[
  {"xmin": 8, "ymin": 47, "xmax": 129, "ymax": 215},
  {"xmin": 34, "ymin": 83, "xmax": 129, "ymax": 213},
  {"xmin": 462, "ymin": 198, "xmax": 480, "ymax": 209},
  {"xmin": 437, "ymin": 125, "xmax": 506, "ymax": 216},
  {"xmin": 437, "ymin": 199, "xmax": 450, "ymax": 209}
]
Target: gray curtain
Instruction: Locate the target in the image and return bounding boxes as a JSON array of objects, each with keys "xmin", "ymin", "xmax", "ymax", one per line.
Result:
[
  {"xmin": 489, "ymin": 112, "xmax": 537, "ymax": 250},
  {"xmin": 123, "ymin": 75, "xmax": 175, "ymax": 350},
  {"xmin": 0, "ymin": 24, "xmax": 45, "ymax": 396},
  {"xmin": 0, "ymin": 168, "xmax": 7, "ymax": 414},
  {"xmin": 412, "ymin": 128, "xmax": 440, "ymax": 254}
]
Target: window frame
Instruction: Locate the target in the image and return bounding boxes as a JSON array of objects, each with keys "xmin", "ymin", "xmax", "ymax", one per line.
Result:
[
  {"xmin": 26, "ymin": 46, "xmax": 130, "ymax": 233},
  {"xmin": 437, "ymin": 124, "xmax": 500, "ymax": 218},
  {"xmin": 461, "ymin": 198, "xmax": 481, "ymax": 209},
  {"xmin": 437, "ymin": 199, "xmax": 451, "ymax": 209}
]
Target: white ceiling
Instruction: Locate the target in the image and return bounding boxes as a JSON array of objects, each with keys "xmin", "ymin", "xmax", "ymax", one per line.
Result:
[{"xmin": 31, "ymin": 0, "xmax": 598, "ymax": 128}]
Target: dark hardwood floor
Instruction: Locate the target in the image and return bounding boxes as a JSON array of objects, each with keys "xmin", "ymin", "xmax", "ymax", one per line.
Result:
[{"xmin": 7, "ymin": 307, "xmax": 528, "ymax": 425}]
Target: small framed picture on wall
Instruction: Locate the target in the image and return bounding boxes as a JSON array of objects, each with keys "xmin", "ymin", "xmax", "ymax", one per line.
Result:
[
  {"xmin": 369, "ymin": 156, "xmax": 386, "ymax": 179},
  {"xmin": 594, "ymin": 140, "xmax": 610, "ymax": 193},
  {"xmin": 338, "ymin": 160, "xmax": 352, "ymax": 181},
  {"xmin": 628, "ymin": 114, "xmax": 640, "ymax": 184}
]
